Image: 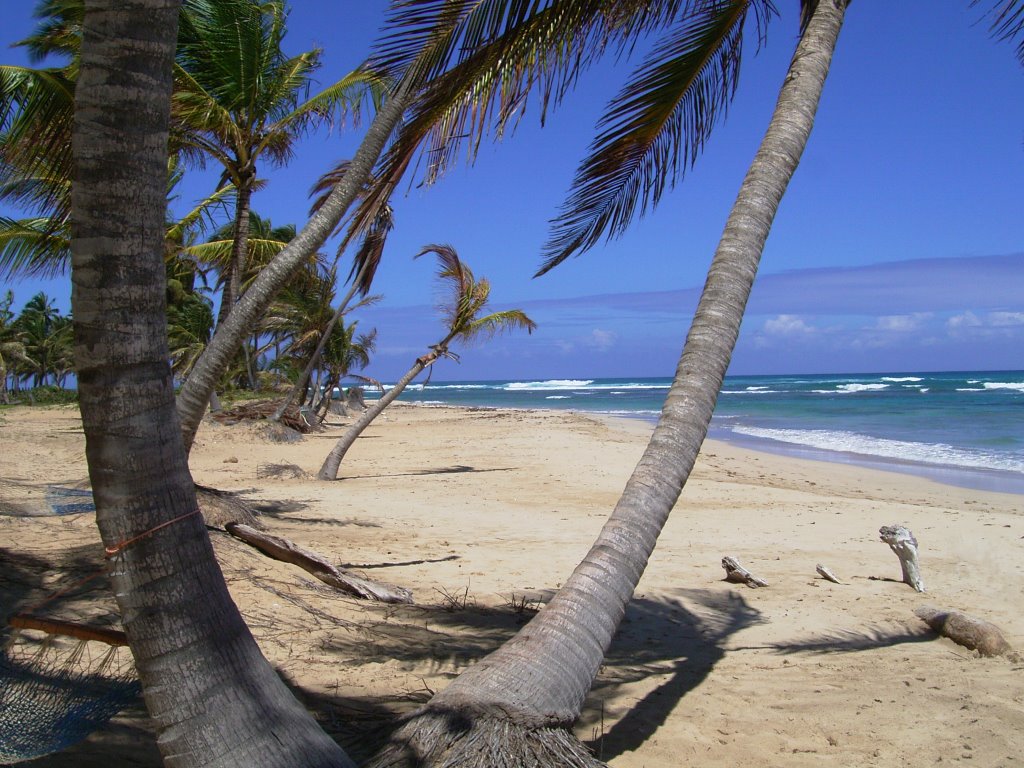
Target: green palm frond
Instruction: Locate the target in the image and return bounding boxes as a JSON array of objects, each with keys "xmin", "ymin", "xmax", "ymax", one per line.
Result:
[
  {"xmin": 0, "ymin": 216, "xmax": 70, "ymax": 279},
  {"xmin": 17, "ymin": 0, "xmax": 83, "ymax": 63},
  {"xmin": 539, "ymin": 0, "xmax": 764, "ymax": 273},
  {"xmin": 461, "ymin": 308, "xmax": 537, "ymax": 344},
  {"xmin": 0, "ymin": 64, "xmax": 75, "ymax": 219}
]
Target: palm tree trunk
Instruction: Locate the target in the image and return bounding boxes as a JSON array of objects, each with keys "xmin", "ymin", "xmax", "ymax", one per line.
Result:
[
  {"xmin": 71, "ymin": 3, "xmax": 355, "ymax": 766},
  {"xmin": 317, "ymin": 349, "xmax": 438, "ymax": 480},
  {"xmin": 176, "ymin": 79, "xmax": 415, "ymax": 454},
  {"xmin": 272, "ymin": 275, "xmax": 363, "ymax": 422},
  {"xmin": 367, "ymin": 2, "xmax": 849, "ymax": 765},
  {"xmin": 215, "ymin": 178, "xmax": 253, "ymax": 328}
]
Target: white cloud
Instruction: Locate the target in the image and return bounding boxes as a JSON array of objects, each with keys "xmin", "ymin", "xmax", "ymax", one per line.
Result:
[
  {"xmin": 587, "ymin": 328, "xmax": 616, "ymax": 352},
  {"xmin": 873, "ymin": 314, "xmax": 930, "ymax": 332},
  {"xmin": 947, "ymin": 311, "xmax": 982, "ymax": 330},
  {"xmin": 763, "ymin": 315, "xmax": 815, "ymax": 336},
  {"xmin": 988, "ymin": 311, "xmax": 1024, "ymax": 327}
]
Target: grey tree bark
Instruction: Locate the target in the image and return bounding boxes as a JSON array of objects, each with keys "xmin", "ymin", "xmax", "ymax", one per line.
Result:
[
  {"xmin": 318, "ymin": 348, "xmax": 441, "ymax": 480},
  {"xmin": 71, "ymin": 3, "xmax": 354, "ymax": 765},
  {"xmin": 368, "ymin": 2, "xmax": 849, "ymax": 765}
]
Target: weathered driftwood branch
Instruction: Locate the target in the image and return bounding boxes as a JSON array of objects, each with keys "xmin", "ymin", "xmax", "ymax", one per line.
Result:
[
  {"xmin": 879, "ymin": 524, "xmax": 925, "ymax": 592},
  {"xmin": 722, "ymin": 556, "xmax": 768, "ymax": 588},
  {"xmin": 8, "ymin": 614, "xmax": 128, "ymax": 646},
  {"xmin": 225, "ymin": 523, "xmax": 413, "ymax": 604},
  {"xmin": 914, "ymin": 606, "xmax": 1017, "ymax": 658},
  {"xmin": 815, "ymin": 563, "xmax": 842, "ymax": 584}
]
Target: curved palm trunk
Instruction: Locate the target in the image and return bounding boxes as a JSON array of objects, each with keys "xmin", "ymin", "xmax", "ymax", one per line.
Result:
[
  {"xmin": 318, "ymin": 348, "xmax": 441, "ymax": 480},
  {"xmin": 71, "ymin": 4, "xmax": 354, "ymax": 766},
  {"xmin": 176, "ymin": 80, "xmax": 414, "ymax": 454},
  {"xmin": 369, "ymin": 2, "xmax": 848, "ymax": 765}
]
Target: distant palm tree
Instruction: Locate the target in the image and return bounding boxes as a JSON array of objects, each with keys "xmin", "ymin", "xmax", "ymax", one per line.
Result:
[
  {"xmin": 0, "ymin": 291, "xmax": 32, "ymax": 402},
  {"xmin": 172, "ymin": 0, "xmax": 379, "ymax": 327},
  {"xmin": 318, "ymin": 244, "xmax": 536, "ymax": 480},
  {"xmin": 314, "ymin": 320, "xmax": 378, "ymax": 420},
  {"xmin": 13, "ymin": 291, "xmax": 68, "ymax": 387}
]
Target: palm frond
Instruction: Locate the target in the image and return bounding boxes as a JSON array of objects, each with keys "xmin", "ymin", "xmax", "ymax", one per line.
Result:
[
  {"xmin": 0, "ymin": 216, "xmax": 69, "ymax": 279},
  {"xmin": 540, "ymin": 0, "xmax": 765, "ymax": 273},
  {"xmin": 974, "ymin": 0, "xmax": 1024, "ymax": 65},
  {"xmin": 461, "ymin": 308, "xmax": 537, "ymax": 344}
]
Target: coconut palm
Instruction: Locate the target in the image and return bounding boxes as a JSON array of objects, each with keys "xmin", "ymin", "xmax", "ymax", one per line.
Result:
[
  {"xmin": 70, "ymin": 3, "xmax": 354, "ymax": 766},
  {"xmin": 172, "ymin": 0, "xmax": 380, "ymax": 328},
  {"xmin": 318, "ymin": 244, "xmax": 536, "ymax": 480},
  {"xmin": 0, "ymin": 290, "xmax": 33, "ymax": 402},
  {"xmin": 313, "ymin": 320, "xmax": 378, "ymax": 419},
  {"xmin": 366, "ymin": 1, "xmax": 852, "ymax": 764}
]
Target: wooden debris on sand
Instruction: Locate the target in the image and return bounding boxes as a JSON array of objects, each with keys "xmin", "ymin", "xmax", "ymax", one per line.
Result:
[
  {"xmin": 914, "ymin": 606, "xmax": 1018, "ymax": 659},
  {"xmin": 879, "ymin": 524, "xmax": 925, "ymax": 592},
  {"xmin": 225, "ymin": 523, "xmax": 413, "ymax": 604},
  {"xmin": 722, "ymin": 556, "xmax": 768, "ymax": 588},
  {"xmin": 209, "ymin": 399, "xmax": 316, "ymax": 434},
  {"xmin": 816, "ymin": 563, "xmax": 842, "ymax": 584}
]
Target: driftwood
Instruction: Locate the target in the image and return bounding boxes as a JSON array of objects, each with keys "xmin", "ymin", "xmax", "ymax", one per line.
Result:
[
  {"xmin": 815, "ymin": 563, "xmax": 842, "ymax": 584},
  {"xmin": 879, "ymin": 524, "xmax": 925, "ymax": 592},
  {"xmin": 914, "ymin": 606, "xmax": 1017, "ymax": 658},
  {"xmin": 721, "ymin": 556, "xmax": 768, "ymax": 588},
  {"xmin": 225, "ymin": 523, "xmax": 413, "ymax": 604}
]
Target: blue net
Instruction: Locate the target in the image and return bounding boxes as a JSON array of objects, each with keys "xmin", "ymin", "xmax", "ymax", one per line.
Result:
[{"xmin": 0, "ymin": 639, "xmax": 140, "ymax": 763}]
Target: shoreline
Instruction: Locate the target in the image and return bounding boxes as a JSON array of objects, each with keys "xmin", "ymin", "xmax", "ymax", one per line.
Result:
[{"xmin": 399, "ymin": 400, "xmax": 1024, "ymax": 498}]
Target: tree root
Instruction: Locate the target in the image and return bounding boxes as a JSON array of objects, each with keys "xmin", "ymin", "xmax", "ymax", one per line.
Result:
[{"xmin": 366, "ymin": 705, "xmax": 606, "ymax": 768}]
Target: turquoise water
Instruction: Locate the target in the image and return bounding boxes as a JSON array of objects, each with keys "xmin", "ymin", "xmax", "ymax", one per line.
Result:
[{"xmin": 374, "ymin": 371, "xmax": 1024, "ymax": 494}]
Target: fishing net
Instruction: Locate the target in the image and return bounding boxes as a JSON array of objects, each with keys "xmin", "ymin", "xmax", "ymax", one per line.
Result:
[{"xmin": 0, "ymin": 619, "xmax": 141, "ymax": 763}]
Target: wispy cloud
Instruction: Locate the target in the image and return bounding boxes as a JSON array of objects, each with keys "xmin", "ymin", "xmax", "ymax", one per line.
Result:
[{"xmin": 353, "ymin": 253, "xmax": 1024, "ymax": 378}]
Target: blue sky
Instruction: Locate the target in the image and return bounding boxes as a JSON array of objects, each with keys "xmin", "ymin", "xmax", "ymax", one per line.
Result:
[{"xmin": 2, "ymin": 1, "xmax": 1022, "ymax": 381}]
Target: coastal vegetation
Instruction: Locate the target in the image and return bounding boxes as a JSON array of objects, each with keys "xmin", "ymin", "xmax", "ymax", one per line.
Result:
[{"xmin": 3, "ymin": 1, "xmax": 1020, "ymax": 767}]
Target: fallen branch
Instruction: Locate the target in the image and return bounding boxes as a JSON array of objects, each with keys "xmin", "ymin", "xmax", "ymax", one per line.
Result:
[
  {"xmin": 225, "ymin": 523, "xmax": 413, "ymax": 604},
  {"xmin": 815, "ymin": 563, "xmax": 842, "ymax": 584},
  {"xmin": 879, "ymin": 524, "xmax": 925, "ymax": 592},
  {"xmin": 914, "ymin": 606, "xmax": 1017, "ymax": 659},
  {"xmin": 722, "ymin": 556, "xmax": 768, "ymax": 588}
]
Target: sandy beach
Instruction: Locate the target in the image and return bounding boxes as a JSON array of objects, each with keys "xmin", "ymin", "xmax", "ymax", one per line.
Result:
[{"xmin": 1, "ymin": 401, "xmax": 1022, "ymax": 767}]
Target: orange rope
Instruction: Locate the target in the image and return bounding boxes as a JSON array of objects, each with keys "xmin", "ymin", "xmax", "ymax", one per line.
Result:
[{"xmin": 104, "ymin": 508, "xmax": 203, "ymax": 558}]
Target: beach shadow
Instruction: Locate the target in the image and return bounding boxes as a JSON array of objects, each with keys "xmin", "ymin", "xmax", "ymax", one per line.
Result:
[
  {"xmin": 584, "ymin": 589, "xmax": 763, "ymax": 761},
  {"xmin": 765, "ymin": 625, "xmax": 934, "ymax": 655},
  {"xmin": 352, "ymin": 465, "xmax": 517, "ymax": 480}
]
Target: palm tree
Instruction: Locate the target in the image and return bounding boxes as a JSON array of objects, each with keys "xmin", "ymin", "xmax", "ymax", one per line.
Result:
[
  {"xmin": 70, "ymin": 2, "xmax": 355, "ymax": 766},
  {"xmin": 318, "ymin": 244, "xmax": 536, "ymax": 480},
  {"xmin": 0, "ymin": 1, "xmax": 76, "ymax": 280},
  {"xmin": 314, "ymin": 319, "xmax": 378, "ymax": 419},
  {"xmin": 366, "ymin": 1, "xmax": 852, "ymax": 764},
  {"xmin": 12, "ymin": 291, "xmax": 68, "ymax": 387},
  {"xmin": 172, "ymin": 0, "xmax": 379, "ymax": 328},
  {"xmin": 0, "ymin": 290, "xmax": 32, "ymax": 402}
]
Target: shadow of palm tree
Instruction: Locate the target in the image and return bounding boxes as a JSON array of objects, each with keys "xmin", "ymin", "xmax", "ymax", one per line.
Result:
[
  {"xmin": 583, "ymin": 588, "xmax": 763, "ymax": 761},
  {"xmin": 766, "ymin": 624, "xmax": 934, "ymax": 654},
  {"xmin": 350, "ymin": 465, "xmax": 517, "ymax": 480}
]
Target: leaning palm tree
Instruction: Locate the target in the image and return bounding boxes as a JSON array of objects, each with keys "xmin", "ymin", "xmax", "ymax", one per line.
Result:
[
  {"xmin": 318, "ymin": 244, "xmax": 536, "ymax": 480},
  {"xmin": 172, "ymin": 0, "xmax": 380, "ymax": 328},
  {"xmin": 365, "ymin": 1, "xmax": 849, "ymax": 764}
]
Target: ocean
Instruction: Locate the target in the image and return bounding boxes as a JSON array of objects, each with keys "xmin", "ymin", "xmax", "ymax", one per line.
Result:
[{"xmin": 374, "ymin": 370, "xmax": 1024, "ymax": 495}]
